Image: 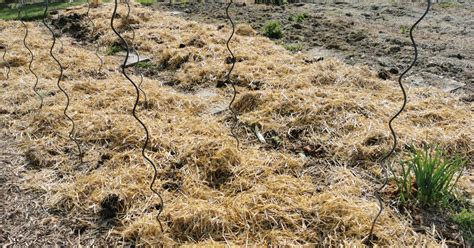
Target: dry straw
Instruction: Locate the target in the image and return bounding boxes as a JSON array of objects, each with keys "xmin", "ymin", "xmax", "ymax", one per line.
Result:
[{"xmin": 0, "ymin": 2, "xmax": 472, "ymax": 246}]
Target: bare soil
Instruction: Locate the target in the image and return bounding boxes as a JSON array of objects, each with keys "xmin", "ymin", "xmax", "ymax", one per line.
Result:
[
  {"xmin": 158, "ymin": 1, "xmax": 474, "ymax": 101},
  {"xmin": 0, "ymin": 135, "xmax": 119, "ymax": 246}
]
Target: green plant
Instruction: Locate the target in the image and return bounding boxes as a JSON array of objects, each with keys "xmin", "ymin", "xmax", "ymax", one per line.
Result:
[
  {"xmin": 438, "ymin": 1, "xmax": 459, "ymax": 9},
  {"xmin": 452, "ymin": 208, "xmax": 474, "ymax": 244},
  {"xmin": 289, "ymin": 13, "xmax": 308, "ymax": 23},
  {"xmin": 292, "ymin": 12, "xmax": 309, "ymax": 23},
  {"xmin": 137, "ymin": 0, "xmax": 156, "ymax": 6},
  {"xmin": 107, "ymin": 43, "xmax": 124, "ymax": 55},
  {"xmin": 399, "ymin": 25, "xmax": 409, "ymax": 35},
  {"xmin": 393, "ymin": 147, "xmax": 465, "ymax": 206},
  {"xmin": 0, "ymin": 0, "xmax": 85, "ymax": 20},
  {"xmin": 284, "ymin": 43, "xmax": 302, "ymax": 52},
  {"xmin": 135, "ymin": 61, "xmax": 156, "ymax": 69},
  {"xmin": 263, "ymin": 20, "xmax": 283, "ymax": 39}
]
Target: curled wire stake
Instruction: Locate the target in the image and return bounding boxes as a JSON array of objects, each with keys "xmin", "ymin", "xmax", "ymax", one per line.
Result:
[
  {"xmin": 1, "ymin": 46, "xmax": 11, "ymax": 80},
  {"xmin": 51, "ymin": 22, "xmax": 65, "ymax": 53},
  {"xmin": 111, "ymin": 0, "xmax": 163, "ymax": 231},
  {"xmin": 125, "ymin": 0, "xmax": 147, "ymax": 104},
  {"xmin": 225, "ymin": 0, "xmax": 239, "ymax": 149},
  {"xmin": 85, "ymin": 0, "xmax": 104, "ymax": 73},
  {"xmin": 133, "ymin": 45, "xmax": 147, "ymax": 104},
  {"xmin": 20, "ymin": 2, "xmax": 43, "ymax": 109},
  {"xmin": 135, "ymin": 48, "xmax": 147, "ymax": 104},
  {"xmin": 43, "ymin": 0, "xmax": 84, "ymax": 165},
  {"xmin": 365, "ymin": 0, "xmax": 431, "ymax": 245}
]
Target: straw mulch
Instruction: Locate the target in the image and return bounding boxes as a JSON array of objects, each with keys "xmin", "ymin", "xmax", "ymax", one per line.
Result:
[{"xmin": 0, "ymin": 2, "xmax": 472, "ymax": 246}]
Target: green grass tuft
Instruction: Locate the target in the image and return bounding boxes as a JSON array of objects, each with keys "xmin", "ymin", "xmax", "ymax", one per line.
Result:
[
  {"xmin": 0, "ymin": 0, "xmax": 87, "ymax": 21},
  {"xmin": 392, "ymin": 147, "xmax": 465, "ymax": 207}
]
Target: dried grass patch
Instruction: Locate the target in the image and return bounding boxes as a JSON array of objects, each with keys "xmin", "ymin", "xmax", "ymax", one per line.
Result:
[{"xmin": 0, "ymin": 3, "xmax": 472, "ymax": 246}]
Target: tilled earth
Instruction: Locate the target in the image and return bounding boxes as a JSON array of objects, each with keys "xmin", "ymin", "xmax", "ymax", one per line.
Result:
[{"xmin": 158, "ymin": 1, "xmax": 473, "ymax": 102}]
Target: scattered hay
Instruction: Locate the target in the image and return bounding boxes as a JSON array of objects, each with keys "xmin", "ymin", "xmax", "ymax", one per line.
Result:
[
  {"xmin": 232, "ymin": 92, "xmax": 262, "ymax": 114},
  {"xmin": 168, "ymin": 199, "xmax": 231, "ymax": 242},
  {"xmin": 184, "ymin": 36, "xmax": 206, "ymax": 48},
  {"xmin": 0, "ymin": 3, "xmax": 472, "ymax": 246},
  {"xmin": 4, "ymin": 55, "xmax": 28, "ymax": 67},
  {"xmin": 166, "ymin": 51, "xmax": 190, "ymax": 70},
  {"xmin": 24, "ymin": 148, "xmax": 52, "ymax": 170},
  {"xmin": 235, "ymin": 24, "xmax": 257, "ymax": 36}
]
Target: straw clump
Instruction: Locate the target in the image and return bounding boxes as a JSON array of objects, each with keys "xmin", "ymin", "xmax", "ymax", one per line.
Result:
[{"xmin": 0, "ymin": 3, "xmax": 472, "ymax": 246}]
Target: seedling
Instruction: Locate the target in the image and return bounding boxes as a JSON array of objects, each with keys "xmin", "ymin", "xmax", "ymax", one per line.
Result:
[
  {"xmin": 263, "ymin": 20, "xmax": 283, "ymax": 39},
  {"xmin": 297, "ymin": 13, "xmax": 309, "ymax": 23},
  {"xmin": 399, "ymin": 25, "xmax": 409, "ymax": 35},
  {"xmin": 107, "ymin": 43, "xmax": 124, "ymax": 55},
  {"xmin": 452, "ymin": 208, "xmax": 474, "ymax": 244},
  {"xmin": 292, "ymin": 12, "xmax": 309, "ymax": 23},
  {"xmin": 284, "ymin": 43, "xmax": 303, "ymax": 52}
]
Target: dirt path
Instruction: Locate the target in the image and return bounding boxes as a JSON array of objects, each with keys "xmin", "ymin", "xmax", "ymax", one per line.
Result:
[{"xmin": 158, "ymin": 1, "xmax": 473, "ymax": 101}]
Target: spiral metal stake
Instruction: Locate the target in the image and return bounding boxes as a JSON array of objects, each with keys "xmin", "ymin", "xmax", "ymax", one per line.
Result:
[
  {"xmin": 19, "ymin": 1, "xmax": 43, "ymax": 109},
  {"xmin": 365, "ymin": 0, "xmax": 431, "ymax": 245},
  {"xmin": 110, "ymin": 0, "xmax": 163, "ymax": 230},
  {"xmin": 132, "ymin": 44, "xmax": 147, "ymax": 104},
  {"xmin": 51, "ymin": 22, "xmax": 65, "ymax": 54},
  {"xmin": 125, "ymin": 0, "xmax": 147, "ymax": 104},
  {"xmin": 43, "ymin": 0, "xmax": 84, "ymax": 165},
  {"xmin": 1, "ymin": 45, "xmax": 10, "ymax": 80},
  {"xmin": 225, "ymin": 0, "xmax": 239, "ymax": 149},
  {"xmin": 85, "ymin": 0, "xmax": 104, "ymax": 73}
]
